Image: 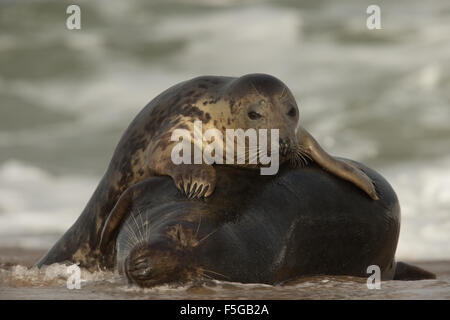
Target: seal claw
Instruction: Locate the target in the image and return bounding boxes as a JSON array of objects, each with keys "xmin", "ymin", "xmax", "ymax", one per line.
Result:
[
  {"xmin": 194, "ymin": 185, "xmax": 203, "ymax": 198},
  {"xmin": 178, "ymin": 182, "xmax": 184, "ymax": 195},
  {"xmin": 203, "ymin": 184, "xmax": 214, "ymax": 198},
  {"xmin": 199, "ymin": 185, "xmax": 208, "ymax": 198},
  {"xmin": 169, "ymin": 164, "xmax": 216, "ymax": 199},
  {"xmin": 186, "ymin": 182, "xmax": 192, "ymax": 196},
  {"xmin": 189, "ymin": 183, "xmax": 198, "ymax": 198}
]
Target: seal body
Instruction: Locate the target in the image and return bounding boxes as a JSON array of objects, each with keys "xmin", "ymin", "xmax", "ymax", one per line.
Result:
[
  {"xmin": 36, "ymin": 74, "xmax": 377, "ymax": 268},
  {"xmin": 109, "ymin": 165, "xmax": 436, "ymax": 287},
  {"xmin": 110, "ymin": 162, "xmax": 433, "ymax": 285},
  {"xmin": 36, "ymin": 160, "xmax": 435, "ymax": 284}
]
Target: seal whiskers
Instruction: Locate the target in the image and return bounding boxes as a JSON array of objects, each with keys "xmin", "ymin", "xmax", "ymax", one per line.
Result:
[
  {"xmin": 289, "ymin": 145, "xmax": 312, "ymax": 168},
  {"xmin": 123, "ymin": 221, "xmax": 140, "ymax": 245},
  {"xmin": 197, "ymin": 229, "xmax": 218, "ymax": 246},
  {"xmin": 199, "ymin": 268, "xmax": 230, "ymax": 281},
  {"xmin": 137, "ymin": 208, "xmax": 150, "ymax": 240},
  {"xmin": 130, "ymin": 210, "xmax": 146, "ymax": 244},
  {"xmin": 195, "ymin": 216, "xmax": 202, "ymax": 239}
]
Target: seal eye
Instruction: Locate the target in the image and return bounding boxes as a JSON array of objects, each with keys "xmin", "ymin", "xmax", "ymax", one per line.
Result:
[
  {"xmin": 287, "ymin": 107, "xmax": 296, "ymax": 117},
  {"xmin": 248, "ymin": 111, "xmax": 262, "ymax": 120}
]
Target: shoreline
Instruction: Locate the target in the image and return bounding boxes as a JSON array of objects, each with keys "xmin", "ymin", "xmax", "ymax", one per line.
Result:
[
  {"xmin": 1, "ymin": 246, "xmax": 449, "ymax": 300},
  {"xmin": 1, "ymin": 246, "xmax": 447, "ymax": 276}
]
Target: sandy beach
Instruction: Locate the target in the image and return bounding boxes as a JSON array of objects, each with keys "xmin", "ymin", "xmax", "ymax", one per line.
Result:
[{"xmin": 1, "ymin": 246, "xmax": 449, "ymax": 300}]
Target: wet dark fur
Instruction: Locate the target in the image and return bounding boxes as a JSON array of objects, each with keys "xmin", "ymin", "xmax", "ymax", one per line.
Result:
[
  {"xmin": 114, "ymin": 162, "xmax": 435, "ymax": 286},
  {"xmin": 37, "ymin": 159, "xmax": 435, "ymax": 283}
]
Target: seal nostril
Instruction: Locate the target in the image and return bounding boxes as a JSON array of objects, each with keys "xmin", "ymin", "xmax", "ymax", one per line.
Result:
[
  {"xmin": 134, "ymin": 260, "xmax": 148, "ymax": 270},
  {"xmin": 126, "ymin": 255, "xmax": 153, "ymax": 281},
  {"xmin": 135, "ymin": 265, "xmax": 152, "ymax": 277},
  {"xmin": 285, "ymin": 138, "xmax": 291, "ymax": 146},
  {"xmin": 278, "ymin": 138, "xmax": 290, "ymax": 156}
]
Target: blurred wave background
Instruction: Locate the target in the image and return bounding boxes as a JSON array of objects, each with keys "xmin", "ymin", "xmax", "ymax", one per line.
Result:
[{"xmin": 0, "ymin": 0, "xmax": 449, "ymax": 260}]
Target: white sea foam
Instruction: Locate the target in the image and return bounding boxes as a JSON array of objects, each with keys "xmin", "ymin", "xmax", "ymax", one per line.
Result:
[
  {"xmin": 0, "ymin": 263, "xmax": 118, "ymax": 287},
  {"xmin": 0, "ymin": 161, "xmax": 97, "ymax": 248},
  {"xmin": 383, "ymin": 156, "xmax": 450, "ymax": 260}
]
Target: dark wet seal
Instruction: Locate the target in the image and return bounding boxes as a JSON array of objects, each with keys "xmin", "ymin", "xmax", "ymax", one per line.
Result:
[{"xmin": 104, "ymin": 164, "xmax": 434, "ymax": 287}]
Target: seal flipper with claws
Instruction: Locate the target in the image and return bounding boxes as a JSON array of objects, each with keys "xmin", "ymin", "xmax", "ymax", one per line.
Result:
[{"xmin": 153, "ymin": 162, "xmax": 216, "ymax": 199}]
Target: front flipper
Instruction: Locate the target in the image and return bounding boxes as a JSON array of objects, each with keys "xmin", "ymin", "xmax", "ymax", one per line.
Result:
[
  {"xmin": 149, "ymin": 153, "xmax": 217, "ymax": 199},
  {"xmin": 296, "ymin": 127, "xmax": 378, "ymax": 200},
  {"xmin": 147, "ymin": 137, "xmax": 217, "ymax": 199},
  {"xmin": 169, "ymin": 163, "xmax": 216, "ymax": 199},
  {"xmin": 99, "ymin": 185, "xmax": 136, "ymax": 253}
]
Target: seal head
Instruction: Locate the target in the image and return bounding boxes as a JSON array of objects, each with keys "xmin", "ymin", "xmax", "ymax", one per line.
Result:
[{"xmin": 223, "ymin": 73, "xmax": 302, "ymax": 163}]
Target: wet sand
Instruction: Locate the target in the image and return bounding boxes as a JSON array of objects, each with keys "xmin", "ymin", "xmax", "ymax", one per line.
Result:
[{"xmin": 0, "ymin": 247, "xmax": 449, "ymax": 300}]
